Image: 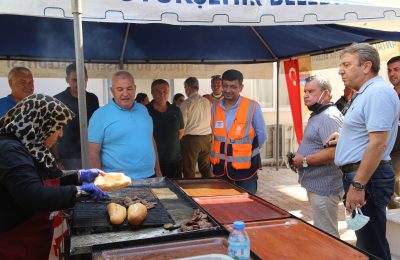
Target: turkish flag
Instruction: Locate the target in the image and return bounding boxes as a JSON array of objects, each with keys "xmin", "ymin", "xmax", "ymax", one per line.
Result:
[{"xmin": 284, "ymin": 59, "xmax": 303, "ymax": 144}]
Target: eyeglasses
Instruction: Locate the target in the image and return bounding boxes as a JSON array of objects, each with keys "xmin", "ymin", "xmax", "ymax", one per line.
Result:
[
  {"xmin": 341, "ymin": 102, "xmax": 351, "ymax": 116},
  {"xmin": 341, "ymin": 93, "xmax": 358, "ymax": 116}
]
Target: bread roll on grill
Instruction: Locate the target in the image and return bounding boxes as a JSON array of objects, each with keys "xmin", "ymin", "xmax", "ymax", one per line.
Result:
[
  {"xmin": 107, "ymin": 203, "xmax": 127, "ymax": 225},
  {"xmin": 127, "ymin": 203, "xmax": 148, "ymax": 225}
]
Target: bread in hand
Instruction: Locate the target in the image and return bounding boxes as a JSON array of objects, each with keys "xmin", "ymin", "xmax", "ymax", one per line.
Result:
[{"xmin": 94, "ymin": 172, "xmax": 131, "ymax": 191}]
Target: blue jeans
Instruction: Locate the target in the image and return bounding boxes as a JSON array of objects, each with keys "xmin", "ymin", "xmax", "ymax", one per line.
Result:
[
  {"xmin": 225, "ymin": 174, "xmax": 258, "ymax": 194},
  {"xmin": 343, "ymin": 163, "xmax": 394, "ymax": 260}
]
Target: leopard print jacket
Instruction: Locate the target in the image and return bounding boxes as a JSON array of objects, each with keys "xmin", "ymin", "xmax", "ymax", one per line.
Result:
[{"xmin": 0, "ymin": 94, "xmax": 74, "ymax": 168}]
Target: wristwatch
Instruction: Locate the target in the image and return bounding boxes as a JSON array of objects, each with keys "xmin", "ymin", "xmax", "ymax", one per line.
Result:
[
  {"xmin": 351, "ymin": 181, "xmax": 365, "ymax": 191},
  {"xmin": 302, "ymin": 157, "xmax": 308, "ymax": 168}
]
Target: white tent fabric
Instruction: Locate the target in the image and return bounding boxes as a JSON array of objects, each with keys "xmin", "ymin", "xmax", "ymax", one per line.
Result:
[{"xmin": 0, "ymin": 0, "xmax": 399, "ymax": 25}]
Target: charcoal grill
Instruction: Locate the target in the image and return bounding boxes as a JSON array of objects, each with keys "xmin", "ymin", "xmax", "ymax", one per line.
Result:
[{"xmin": 71, "ymin": 187, "xmax": 174, "ymax": 234}]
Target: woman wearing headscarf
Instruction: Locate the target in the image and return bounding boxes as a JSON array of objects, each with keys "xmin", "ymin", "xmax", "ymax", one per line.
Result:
[{"xmin": 0, "ymin": 94, "xmax": 108, "ymax": 259}]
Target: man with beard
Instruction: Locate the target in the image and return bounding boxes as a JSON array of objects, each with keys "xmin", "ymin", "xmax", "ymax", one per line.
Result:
[
  {"xmin": 387, "ymin": 55, "xmax": 400, "ymax": 209},
  {"xmin": 210, "ymin": 69, "xmax": 266, "ymax": 193},
  {"xmin": 292, "ymin": 75, "xmax": 344, "ymax": 237}
]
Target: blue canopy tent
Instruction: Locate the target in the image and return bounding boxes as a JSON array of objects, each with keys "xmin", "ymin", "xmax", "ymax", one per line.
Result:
[
  {"xmin": 1, "ymin": 15, "xmax": 400, "ymax": 63},
  {"xmin": 0, "ymin": 1, "xmax": 399, "ymax": 167}
]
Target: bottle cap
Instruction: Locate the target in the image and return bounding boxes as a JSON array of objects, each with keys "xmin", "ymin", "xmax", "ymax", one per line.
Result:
[{"xmin": 233, "ymin": 221, "xmax": 245, "ymax": 230}]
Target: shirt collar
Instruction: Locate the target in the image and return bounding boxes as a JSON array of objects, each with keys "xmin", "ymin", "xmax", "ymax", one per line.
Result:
[
  {"xmin": 221, "ymin": 96, "xmax": 242, "ymax": 110},
  {"xmin": 7, "ymin": 94, "xmax": 16, "ymax": 102},
  {"xmin": 111, "ymin": 99, "xmax": 135, "ymax": 111},
  {"xmin": 189, "ymin": 92, "xmax": 199, "ymax": 98},
  {"xmin": 357, "ymin": 76, "xmax": 380, "ymax": 94}
]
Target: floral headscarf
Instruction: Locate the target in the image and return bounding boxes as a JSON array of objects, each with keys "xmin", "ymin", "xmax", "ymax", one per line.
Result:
[{"xmin": 0, "ymin": 94, "xmax": 75, "ymax": 168}]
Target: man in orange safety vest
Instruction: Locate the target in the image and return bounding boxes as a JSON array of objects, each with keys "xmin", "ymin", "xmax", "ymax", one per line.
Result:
[{"xmin": 210, "ymin": 69, "xmax": 267, "ymax": 193}]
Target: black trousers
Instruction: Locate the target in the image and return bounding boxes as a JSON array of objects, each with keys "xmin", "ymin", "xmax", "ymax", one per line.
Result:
[{"xmin": 160, "ymin": 160, "xmax": 183, "ymax": 179}]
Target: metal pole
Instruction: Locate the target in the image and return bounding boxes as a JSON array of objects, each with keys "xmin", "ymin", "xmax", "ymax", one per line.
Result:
[
  {"xmin": 119, "ymin": 23, "xmax": 131, "ymax": 70},
  {"xmin": 275, "ymin": 61, "xmax": 280, "ymax": 170},
  {"xmin": 72, "ymin": 0, "xmax": 89, "ymax": 169}
]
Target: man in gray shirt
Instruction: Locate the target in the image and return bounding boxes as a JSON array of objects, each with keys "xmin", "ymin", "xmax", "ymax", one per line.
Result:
[{"xmin": 292, "ymin": 75, "xmax": 344, "ymax": 237}]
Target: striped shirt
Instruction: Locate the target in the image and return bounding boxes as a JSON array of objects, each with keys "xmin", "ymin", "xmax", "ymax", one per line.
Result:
[{"xmin": 297, "ymin": 105, "xmax": 344, "ymax": 196}]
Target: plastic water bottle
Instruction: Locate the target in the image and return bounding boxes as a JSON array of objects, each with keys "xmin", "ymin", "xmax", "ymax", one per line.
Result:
[{"xmin": 228, "ymin": 221, "xmax": 250, "ymax": 260}]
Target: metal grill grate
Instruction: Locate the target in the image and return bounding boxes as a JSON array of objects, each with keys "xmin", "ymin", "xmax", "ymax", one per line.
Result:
[{"xmin": 72, "ymin": 187, "xmax": 175, "ymax": 234}]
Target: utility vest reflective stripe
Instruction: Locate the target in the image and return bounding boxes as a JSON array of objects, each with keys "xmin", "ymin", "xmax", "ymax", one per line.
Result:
[{"xmin": 210, "ymin": 97, "xmax": 260, "ymax": 176}]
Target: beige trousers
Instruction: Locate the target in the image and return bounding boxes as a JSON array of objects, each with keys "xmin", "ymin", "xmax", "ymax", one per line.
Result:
[{"xmin": 307, "ymin": 190, "xmax": 344, "ymax": 238}]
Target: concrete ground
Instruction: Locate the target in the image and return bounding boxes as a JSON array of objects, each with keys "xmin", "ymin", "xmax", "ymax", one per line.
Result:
[{"xmin": 255, "ymin": 166, "xmax": 357, "ymax": 245}]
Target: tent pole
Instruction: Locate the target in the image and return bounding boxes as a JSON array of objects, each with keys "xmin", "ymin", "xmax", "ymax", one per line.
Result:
[
  {"xmin": 250, "ymin": 27, "xmax": 279, "ymax": 60},
  {"xmin": 72, "ymin": 0, "xmax": 89, "ymax": 169},
  {"xmin": 275, "ymin": 61, "xmax": 280, "ymax": 170},
  {"xmin": 119, "ymin": 23, "xmax": 131, "ymax": 70},
  {"xmin": 251, "ymin": 26, "xmax": 280, "ymax": 170}
]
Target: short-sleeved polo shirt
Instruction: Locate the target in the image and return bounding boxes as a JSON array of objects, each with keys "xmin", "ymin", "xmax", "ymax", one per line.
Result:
[
  {"xmin": 88, "ymin": 100, "xmax": 155, "ymax": 179},
  {"xmin": 0, "ymin": 95, "xmax": 17, "ymax": 117},
  {"xmin": 335, "ymin": 76, "xmax": 400, "ymax": 166}
]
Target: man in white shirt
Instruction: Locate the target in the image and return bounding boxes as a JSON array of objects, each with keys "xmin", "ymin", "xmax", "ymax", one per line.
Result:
[{"xmin": 180, "ymin": 77, "xmax": 212, "ymax": 178}]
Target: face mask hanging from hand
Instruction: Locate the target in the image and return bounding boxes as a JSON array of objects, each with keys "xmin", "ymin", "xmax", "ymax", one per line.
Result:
[
  {"xmin": 307, "ymin": 91, "xmax": 326, "ymax": 112},
  {"xmin": 346, "ymin": 207, "xmax": 370, "ymax": 231}
]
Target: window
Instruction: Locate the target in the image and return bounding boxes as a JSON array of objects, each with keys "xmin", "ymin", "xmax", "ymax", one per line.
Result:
[{"xmin": 251, "ymin": 79, "xmax": 273, "ymax": 108}]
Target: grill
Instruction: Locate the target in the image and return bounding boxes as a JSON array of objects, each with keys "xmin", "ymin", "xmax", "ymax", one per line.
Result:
[
  {"xmin": 68, "ymin": 178, "xmax": 224, "ymax": 257},
  {"xmin": 71, "ymin": 187, "xmax": 174, "ymax": 234}
]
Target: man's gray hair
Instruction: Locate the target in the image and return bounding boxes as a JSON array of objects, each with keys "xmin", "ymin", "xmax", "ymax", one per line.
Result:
[
  {"xmin": 8, "ymin": 67, "xmax": 32, "ymax": 81},
  {"xmin": 340, "ymin": 42, "xmax": 380, "ymax": 74},
  {"xmin": 184, "ymin": 77, "xmax": 199, "ymax": 90},
  {"xmin": 112, "ymin": 70, "xmax": 134, "ymax": 82},
  {"xmin": 305, "ymin": 75, "xmax": 333, "ymax": 99}
]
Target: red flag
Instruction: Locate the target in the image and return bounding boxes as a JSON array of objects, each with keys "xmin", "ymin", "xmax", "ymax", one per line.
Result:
[{"xmin": 284, "ymin": 59, "xmax": 303, "ymax": 144}]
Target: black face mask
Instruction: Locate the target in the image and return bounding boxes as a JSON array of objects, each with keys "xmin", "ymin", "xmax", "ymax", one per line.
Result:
[
  {"xmin": 307, "ymin": 102, "xmax": 322, "ymax": 112},
  {"xmin": 307, "ymin": 91, "xmax": 325, "ymax": 112}
]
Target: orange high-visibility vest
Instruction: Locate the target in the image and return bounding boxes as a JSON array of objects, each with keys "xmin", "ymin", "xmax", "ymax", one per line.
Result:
[{"xmin": 210, "ymin": 97, "xmax": 261, "ymax": 180}]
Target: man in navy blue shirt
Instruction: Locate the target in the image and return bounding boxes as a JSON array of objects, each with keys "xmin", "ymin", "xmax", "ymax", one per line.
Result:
[
  {"xmin": 0, "ymin": 67, "xmax": 34, "ymax": 117},
  {"xmin": 147, "ymin": 79, "xmax": 184, "ymax": 178},
  {"xmin": 53, "ymin": 63, "xmax": 99, "ymax": 170}
]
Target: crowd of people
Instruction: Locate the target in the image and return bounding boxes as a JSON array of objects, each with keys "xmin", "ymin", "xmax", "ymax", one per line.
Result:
[{"xmin": 0, "ymin": 42, "xmax": 399, "ymax": 259}]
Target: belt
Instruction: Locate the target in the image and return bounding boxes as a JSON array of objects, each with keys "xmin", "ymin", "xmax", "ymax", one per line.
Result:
[{"xmin": 339, "ymin": 160, "xmax": 391, "ymax": 173}]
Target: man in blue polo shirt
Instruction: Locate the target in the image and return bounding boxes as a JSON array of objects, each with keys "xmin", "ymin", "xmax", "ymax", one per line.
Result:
[
  {"xmin": 329, "ymin": 43, "xmax": 399, "ymax": 260},
  {"xmin": 0, "ymin": 67, "xmax": 34, "ymax": 117},
  {"xmin": 88, "ymin": 71, "xmax": 161, "ymax": 179}
]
